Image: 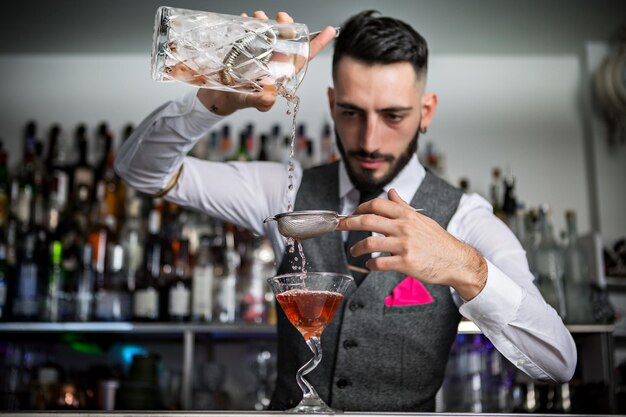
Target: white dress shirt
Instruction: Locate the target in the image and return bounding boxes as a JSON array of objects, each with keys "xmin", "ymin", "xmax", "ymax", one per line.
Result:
[{"xmin": 115, "ymin": 90, "xmax": 577, "ymax": 383}]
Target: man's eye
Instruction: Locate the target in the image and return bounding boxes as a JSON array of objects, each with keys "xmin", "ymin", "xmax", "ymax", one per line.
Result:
[
  {"xmin": 341, "ymin": 111, "xmax": 358, "ymax": 118},
  {"xmin": 385, "ymin": 114, "xmax": 404, "ymax": 122}
]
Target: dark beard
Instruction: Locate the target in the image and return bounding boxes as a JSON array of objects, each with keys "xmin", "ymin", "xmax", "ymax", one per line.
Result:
[{"xmin": 335, "ymin": 128, "xmax": 419, "ymax": 193}]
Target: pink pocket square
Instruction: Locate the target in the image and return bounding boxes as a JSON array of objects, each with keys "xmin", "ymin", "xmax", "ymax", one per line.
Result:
[{"xmin": 384, "ymin": 276, "xmax": 434, "ymax": 307}]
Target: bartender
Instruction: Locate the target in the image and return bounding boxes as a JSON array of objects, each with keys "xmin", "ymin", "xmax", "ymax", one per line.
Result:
[{"xmin": 115, "ymin": 9, "xmax": 577, "ymax": 412}]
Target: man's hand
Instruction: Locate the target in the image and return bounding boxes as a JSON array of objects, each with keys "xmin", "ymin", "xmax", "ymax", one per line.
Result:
[
  {"xmin": 336, "ymin": 189, "xmax": 488, "ymax": 300},
  {"xmin": 197, "ymin": 11, "xmax": 337, "ymax": 116}
]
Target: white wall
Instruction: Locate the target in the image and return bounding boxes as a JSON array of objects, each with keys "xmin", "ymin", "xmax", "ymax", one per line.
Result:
[
  {"xmin": 0, "ymin": 52, "xmax": 600, "ymax": 235},
  {"xmin": 584, "ymin": 43, "xmax": 626, "ymax": 241}
]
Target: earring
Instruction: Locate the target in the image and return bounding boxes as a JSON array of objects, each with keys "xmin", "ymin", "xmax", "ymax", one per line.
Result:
[{"xmin": 419, "ymin": 126, "xmax": 428, "ymax": 134}]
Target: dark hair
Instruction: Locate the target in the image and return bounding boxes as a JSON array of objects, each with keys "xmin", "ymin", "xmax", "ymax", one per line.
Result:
[{"xmin": 332, "ymin": 10, "xmax": 428, "ymax": 79}]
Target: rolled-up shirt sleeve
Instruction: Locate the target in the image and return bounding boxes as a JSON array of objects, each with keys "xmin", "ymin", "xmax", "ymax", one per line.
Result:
[
  {"xmin": 114, "ymin": 90, "xmax": 300, "ymax": 255},
  {"xmin": 114, "ymin": 90, "xmax": 224, "ymax": 195}
]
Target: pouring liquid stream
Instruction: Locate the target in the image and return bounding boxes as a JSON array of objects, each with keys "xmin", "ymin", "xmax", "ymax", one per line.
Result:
[{"xmin": 278, "ymin": 88, "xmax": 307, "ymax": 274}]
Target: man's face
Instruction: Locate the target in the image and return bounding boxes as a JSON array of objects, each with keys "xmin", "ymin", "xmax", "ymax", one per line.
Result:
[{"xmin": 328, "ymin": 57, "xmax": 437, "ymax": 192}]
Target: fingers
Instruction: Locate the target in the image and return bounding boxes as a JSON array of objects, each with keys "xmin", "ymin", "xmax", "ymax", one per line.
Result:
[
  {"xmin": 336, "ymin": 213, "xmax": 396, "ymax": 236},
  {"xmin": 387, "ymin": 188, "xmax": 413, "ymax": 209},
  {"xmin": 309, "ymin": 26, "xmax": 337, "ymax": 60},
  {"xmin": 252, "ymin": 11, "xmax": 270, "ymax": 20},
  {"xmin": 236, "ymin": 92, "xmax": 276, "ymax": 112},
  {"xmin": 366, "ymin": 255, "xmax": 404, "ymax": 272},
  {"xmin": 243, "ymin": 11, "xmax": 291, "ymax": 22},
  {"xmin": 357, "ymin": 194, "xmax": 417, "ymax": 220},
  {"xmin": 276, "ymin": 11, "xmax": 294, "ymax": 23},
  {"xmin": 349, "ymin": 235, "xmax": 403, "ymax": 258}
]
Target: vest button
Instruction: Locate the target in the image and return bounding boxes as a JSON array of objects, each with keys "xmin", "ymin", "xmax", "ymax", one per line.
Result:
[
  {"xmin": 336, "ymin": 378, "xmax": 351, "ymax": 389},
  {"xmin": 349, "ymin": 301, "xmax": 364, "ymax": 311},
  {"xmin": 343, "ymin": 339, "xmax": 358, "ymax": 349}
]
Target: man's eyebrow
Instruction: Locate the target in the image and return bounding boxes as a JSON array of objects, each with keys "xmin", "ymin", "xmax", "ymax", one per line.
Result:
[
  {"xmin": 336, "ymin": 102, "xmax": 413, "ymax": 112},
  {"xmin": 336, "ymin": 102, "xmax": 364, "ymax": 111}
]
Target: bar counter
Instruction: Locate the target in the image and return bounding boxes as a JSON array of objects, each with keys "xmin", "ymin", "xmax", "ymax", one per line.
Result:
[{"xmin": 0, "ymin": 412, "xmax": 618, "ymax": 417}]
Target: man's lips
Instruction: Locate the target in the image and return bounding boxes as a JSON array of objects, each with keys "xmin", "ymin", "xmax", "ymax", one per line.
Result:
[{"xmin": 356, "ymin": 158, "xmax": 386, "ymax": 170}]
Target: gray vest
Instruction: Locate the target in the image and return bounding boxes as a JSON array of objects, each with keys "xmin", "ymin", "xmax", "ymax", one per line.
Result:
[{"xmin": 271, "ymin": 161, "xmax": 463, "ymax": 412}]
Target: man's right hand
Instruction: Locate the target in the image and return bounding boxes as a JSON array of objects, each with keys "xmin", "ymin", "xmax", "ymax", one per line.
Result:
[{"xmin": 197, "ymin": 10, "xmax": 336, "ymax": 116}]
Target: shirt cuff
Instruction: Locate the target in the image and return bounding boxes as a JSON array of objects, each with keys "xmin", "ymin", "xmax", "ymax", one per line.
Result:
[{"xmin": 458, "ymin": 259, "xmax": 523, "ymax": 332}]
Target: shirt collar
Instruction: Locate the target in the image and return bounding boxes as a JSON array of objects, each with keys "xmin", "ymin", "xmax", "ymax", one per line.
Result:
[{"xmin": 338, "ymin": 153, "xmax": 426, "ymax": 203}]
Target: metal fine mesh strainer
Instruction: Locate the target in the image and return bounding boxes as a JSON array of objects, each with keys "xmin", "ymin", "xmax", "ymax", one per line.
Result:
[
  {"xmin": 264, "ymin": 210, "xmax": 342, "ymax": 241},
  {"xmin": 264, "ymin": 208, "xmax": 424, "ymax": 241}
]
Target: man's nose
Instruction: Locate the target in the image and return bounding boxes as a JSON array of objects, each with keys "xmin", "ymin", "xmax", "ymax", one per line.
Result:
[{"xmin": 360, "ymin": 116, "xmax": 381, "ymax": 153}]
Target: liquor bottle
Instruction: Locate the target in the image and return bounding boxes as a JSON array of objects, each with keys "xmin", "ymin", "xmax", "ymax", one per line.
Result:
[
  {"xmin": 245, "ymin": 123, "xmax": 256, "ymax": 159},
  {"xmin": 489, "ymin": 167, "xmax": 503, "ymax": 219},
  {"xmin": 0, "ymin": 142, "xmax": 9, "ymax": 320},
  {"xmin": 122, "ymin": 123, "xmax": 134, "ymax": 142},
  {"xmin": 133, "ymin": 202, "xmax": 162, "ymax": 321},
  {"xmin": 43, "ymin": 241, "xmax": 64, "ymax": 322},
  {"xmin": 509, "ymin": 203, "xmax": 526, "ymax": 244},
  {"xmin": 533, "ymin": 205, "xmax": 566, "ymax": 319},
  {"xmin": 562, "ymin": 210, "xmax": 594, "ymax": 324},
  {"xmin": 159, "ymin": 238, "xmax": 176, "ymax": 320},
  {"xmin": 70, "ymin": 125, "xmax": 95, "ymax": 215},
  {"xmin": 192, "ymin": 234, "xmax": 214, "ymax": 322},
  {"xmin": 75, "ymin": 244, "xmax": 95, "ymax": 322},
  {"xmin": 0, "ymin": 141, "xmax": 9, "ymax": 229},
  {"xmin": 106, "ymin": 243, "xmax": 132, "ymax": 321},
  {"xmin": 5, "ymin": 180, "xmax": 20, "ymax": 318},
  {"xmin": 269, "ymin": 124, "xmax": 282, "ymax": 162},
  {"xmin": 303, "ymin": 140, "xmax": 315, "ymax": 169},
  {"xmin": 207, "ymin": 130, "xmax": 219, "ymax": 161},
  {"xmin": 159, "ymin": 202, "xmax": 181, "ymax": 319},
  {"xmin": 502, "ymin": 170, "xmax": 517, "ymax": 226},
  {"xmin": 96, "ymin": 243, "xmax": 132, "ymax": 322},
  {"xmin": 89, "ymin": 201, "xmax": 115, "ymax": 321},
  {"xmin": 214, "ymin": 224, "xmax": 239, "ymax": 323},
  {"xmin": 240, "ymin": 237, "xmax": 274, "ymax": 324},
  {"xmin": 233, "ymin": 128, "xmax": 253, "ymax": 162},
  {"xmin": 0, "ymin": 238, "xmax": 8, "ymax": 320},
  {"xmin": 295, "ymin": 124, "xmax": 308, "ymax": 163},
  {"xmin": 16, "ymin": 122, "xmax": 41, "ymax": 234},
  {"xmin": 12, "ymin": 232, "xmax": 40, "ymax": 320},
  {"xmin": 44, "ymin": 124, "xmax": 70, "ymax": 214},
  {"xmin": 119, "ymin": 197, "xmax": 144, "ymax": 294},
  {"xmin": 97, "ymin": 127, "xmax": 125, "ymax": 228},
  {"xmin": 219, "ymin": 124, "xmax": 232, "ymax": 160},
  {"xmin": 258, "ymin": 134, "xmax": 270, "ymax": 161},
  {"xmin": 279, "ymin": 135, "xmax": 292, "ymax": 164},
  {"xmin": 320, "ymin": 123, "xmax": 335, "ymax": 163},
  {"xmin": 94, "ymin": 122, "xmax": 112, "ymax": 185},
  {"xmin": 168, "ymin": 239, "xmax": 191, "ymax": 321}
]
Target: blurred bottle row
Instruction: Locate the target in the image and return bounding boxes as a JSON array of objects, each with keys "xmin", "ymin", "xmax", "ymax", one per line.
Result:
[
  {"xmin": 440, "ymin": 333, "xmax": 610, "ymax": 414},
  {"xmin": 0, "ymin": 119, "xmax": 340, "ymax": 324},
  {"xmin": 485, "ymin": 167, "xmax": 615, "ymax": 325}
]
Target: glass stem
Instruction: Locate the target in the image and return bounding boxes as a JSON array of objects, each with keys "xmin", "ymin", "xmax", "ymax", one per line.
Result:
[{"xmin": 295, "ymin": 336, "xmax": 323, "ymax": 401}]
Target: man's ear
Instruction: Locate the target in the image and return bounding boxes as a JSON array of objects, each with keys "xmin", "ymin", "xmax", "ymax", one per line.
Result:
[
  {"xmin": 327, "ymin": 86, "xmax": 335, "ymax": 115},
  {"xmin": 420, "ymin": 92, "xmax": 438, "ymax": 131}
]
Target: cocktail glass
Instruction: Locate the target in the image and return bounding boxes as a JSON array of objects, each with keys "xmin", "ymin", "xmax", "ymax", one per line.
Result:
[
  {"xmin": 267, "ymin": 272, "xmax": 354, "ymax": 414},
  {"xmin": 151, "ymin": 6, "xmax": 310, "ymax": 96}
]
